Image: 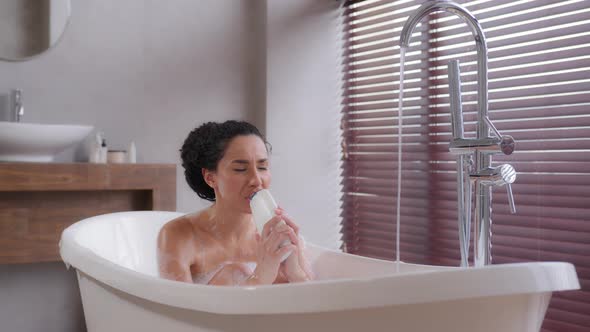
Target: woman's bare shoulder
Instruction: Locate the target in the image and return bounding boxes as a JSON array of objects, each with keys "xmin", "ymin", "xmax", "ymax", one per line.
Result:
[{"xmin": 157, "ymin": 210, "xmax": 209, "ymax": 250}]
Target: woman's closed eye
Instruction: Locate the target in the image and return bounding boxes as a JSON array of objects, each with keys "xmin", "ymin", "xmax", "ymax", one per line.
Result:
[{"xmin": 233, "ymin": 167, "xmax": 268, "ymax": 172}]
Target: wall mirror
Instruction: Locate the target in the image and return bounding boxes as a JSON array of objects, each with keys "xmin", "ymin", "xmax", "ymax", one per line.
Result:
[{"xmin": 0, "ymin": 0, "xmax": 71, "ymax": 61}]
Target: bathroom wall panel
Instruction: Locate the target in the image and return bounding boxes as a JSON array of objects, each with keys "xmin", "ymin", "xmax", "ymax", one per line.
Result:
[{"xmin": 266, "ymin": 0, "xmax": 343, "ymax": 249}]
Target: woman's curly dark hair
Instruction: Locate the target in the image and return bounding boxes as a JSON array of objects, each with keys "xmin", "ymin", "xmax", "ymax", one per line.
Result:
[{"xmin": 180, "ymin": 120, "xmax": 270, "ymax": 201}]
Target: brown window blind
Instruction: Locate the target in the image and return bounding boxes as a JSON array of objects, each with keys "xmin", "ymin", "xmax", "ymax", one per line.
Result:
[{"xmin": 340, "ymin": 1, "xmax": 590, "ymax": 331}]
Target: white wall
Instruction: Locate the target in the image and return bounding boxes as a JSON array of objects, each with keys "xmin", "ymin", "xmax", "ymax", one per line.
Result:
[
  {"xmin": 266, "ymin": 0, "xmax": 343, "ymax": 249},
  {"xmin": 0, "ymin": 1, "xmax": 265, "ymax": 331},
  {"xmin": 50, "ymin": 0, "xmax": 70, "ymax": 45}
]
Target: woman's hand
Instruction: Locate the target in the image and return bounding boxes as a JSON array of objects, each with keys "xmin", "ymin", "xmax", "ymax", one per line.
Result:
[
  {"xmin": 275, "ymin": 208, "xmax": 314, "ymax": 282},
  {"xmin": 248, "ymin": 214, "xmax": 298, "ymax": 285}
]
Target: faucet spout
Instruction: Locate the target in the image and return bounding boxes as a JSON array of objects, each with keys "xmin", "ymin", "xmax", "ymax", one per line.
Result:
[
  {"xmin": 400, "ymin": 0, "xmax": 489, "ymax": 136},
  {"xmin": 12, "ymin": 89, "xmax": 24, "ymax": 122}
]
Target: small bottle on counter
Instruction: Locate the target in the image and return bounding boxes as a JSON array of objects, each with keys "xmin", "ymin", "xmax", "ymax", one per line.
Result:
[
  {"xmin": 89, "ymin": 132, "xmax": 102, "ymax": 163},
  {"xmin": 127, "ymin": 141, "xmax": 137, "ymax": 163},
  {"xmin": 100, "ymin": 139, "xmax": 108, "ymax": 163}
]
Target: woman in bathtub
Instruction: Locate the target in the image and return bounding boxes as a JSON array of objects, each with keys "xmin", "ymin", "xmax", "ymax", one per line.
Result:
[{"xmin": 157, "ymin": 120, "xmax": 313, "ymax": 286}]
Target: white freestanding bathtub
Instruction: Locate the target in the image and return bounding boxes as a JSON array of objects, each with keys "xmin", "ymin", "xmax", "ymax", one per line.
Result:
[{"xmin": 59, "ymin": 211, "xmax": 579, "ymax": 332}]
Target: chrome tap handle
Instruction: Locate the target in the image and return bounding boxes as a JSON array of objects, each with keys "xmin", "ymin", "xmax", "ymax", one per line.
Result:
[
  {"xmin": 484, "ymin": 116, "xmax": 515, "ymax": 155},
  {"xmin": 497, "ymin": 164, "xmax": 516, "ymax": 186},
  {"xmin": 484, "ymin": 115, "xmax": 501, "ymax": 138},
  {"xmin": 499, "ymin": 135, "xmax": 515, "ymax": 155},
  {"xmin": 472, "ymin": 164, "xmax": 517, "ymax": 213},
  {"xmin": 507, "ymin": 183, "xmax": 516, "ymax": 214},
  {"xmin": 474, "ymin": 164, "xmax": 516, "ymax": 186}
]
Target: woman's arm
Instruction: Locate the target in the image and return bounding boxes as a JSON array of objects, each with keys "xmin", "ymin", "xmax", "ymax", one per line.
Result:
[
  {"xmin": 275, "ymin": 209, "xmax": 314, "ymax": 282},
  {"xmin": 157, "ymin": 219, "xmax": 195, "ymax": 283},
  {"xmin": 250, "ymin": 214, "xmax": 299, "ymax": 284},
  {"xmin": 204, "ymin": 215, "xmax": 296, "ymax": 286}
]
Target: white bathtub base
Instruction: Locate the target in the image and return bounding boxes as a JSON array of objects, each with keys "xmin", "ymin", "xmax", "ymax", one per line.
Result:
[
  {"xmin": 78, "ymin": 270, "xmax": 551, "ymax": 332},
  {"xmin": 60, "ymin": 212, "xmax": 578, "ymax": 332}
]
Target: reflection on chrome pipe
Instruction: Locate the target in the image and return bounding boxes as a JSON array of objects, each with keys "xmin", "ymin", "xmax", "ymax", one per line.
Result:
[
  {"xmin": 448, "ymin": 60, "xmax": 464, "ymax": 139},
  {"xmin": 474, "ymin": 180, "xmax": 492, "ymax": 267},
  {"xmin": 448, "ymin": 60, "xmax": 470, "ymax": 267}
]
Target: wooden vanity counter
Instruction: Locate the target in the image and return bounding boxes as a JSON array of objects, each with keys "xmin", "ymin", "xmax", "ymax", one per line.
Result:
[{"xmin": 0, "ymin": 163, "xmax": 176, "ymax": 264}]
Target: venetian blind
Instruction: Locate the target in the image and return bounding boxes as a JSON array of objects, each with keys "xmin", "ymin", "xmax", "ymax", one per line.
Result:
[
  {"xmin": 340, "ymin": 1, "xmax": 590, "ymax": 331},
  {"xmin": 341, "ymin": 0, "xmax": 432, "ymax": 263}
]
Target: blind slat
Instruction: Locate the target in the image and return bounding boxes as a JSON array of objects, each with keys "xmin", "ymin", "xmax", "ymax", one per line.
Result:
[{"xmin": 431, "ymin": 9, "xmax": 590, "ymax": 51}]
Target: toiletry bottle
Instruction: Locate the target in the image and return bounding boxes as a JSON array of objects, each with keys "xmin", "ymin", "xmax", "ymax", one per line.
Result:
[
  {"xmin": 89, "ymin": 132, "xmax": 102, "ymax": 163},
  {"xmin": 127, "ymin": 141, "xmax": 136, "ymax": 163},
  {"xmin": 100, "ymin": 139, "xmax": 108, "ymax": 163},
  {"xmin": 249, "ymin": 189, "xmax": 293, "ymax": 262}
]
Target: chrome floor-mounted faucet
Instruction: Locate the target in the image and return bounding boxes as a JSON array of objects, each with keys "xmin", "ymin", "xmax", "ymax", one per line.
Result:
[{"xmin": 400, "ymin": 0, "xmax": 516, "ymax": 267}]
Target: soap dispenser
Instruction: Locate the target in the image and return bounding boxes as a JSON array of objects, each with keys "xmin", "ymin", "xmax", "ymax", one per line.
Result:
[
  {"xmin": 100, "ymin": 139, "xmax": 108, "ymax": 163},
  {"xmin": 89, "ymin": 132, "xmax": 102, "ymax": 163},
  {"xmin": 127, "ymin": 141, "xmax": 136, "ymax": 163}
]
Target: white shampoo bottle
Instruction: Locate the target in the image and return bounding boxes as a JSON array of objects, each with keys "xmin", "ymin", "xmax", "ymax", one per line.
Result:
[
  {"xmin": 249, "ymin": 189, "xmax": 293, "ymax": 262},
  {"xmin": 89, "ymin": 132, "xmax": 102, "ymax": 163},
  {"xmin": 127, "ymin": 141, "xmax": 136, "ymax": 163}
]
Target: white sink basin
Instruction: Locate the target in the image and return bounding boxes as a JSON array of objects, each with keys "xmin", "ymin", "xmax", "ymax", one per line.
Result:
[{"xmin": 0, "ymin": 122, "xmax": 93, "ymax": 162}]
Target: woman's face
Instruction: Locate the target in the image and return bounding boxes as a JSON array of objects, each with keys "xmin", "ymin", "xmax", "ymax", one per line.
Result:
[{"xmin": 204, "ymin": 135, "xmax": 271, "ymax": 213}]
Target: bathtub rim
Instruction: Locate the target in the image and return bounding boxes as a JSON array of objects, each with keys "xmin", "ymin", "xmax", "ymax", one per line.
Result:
[{"xmin": 59, "ymin": 211, "xmax": 581, "ymax": 315}]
